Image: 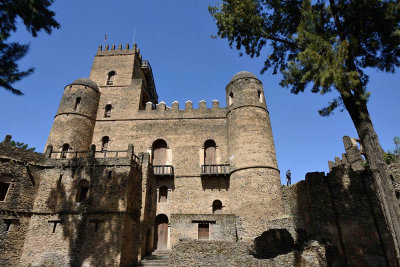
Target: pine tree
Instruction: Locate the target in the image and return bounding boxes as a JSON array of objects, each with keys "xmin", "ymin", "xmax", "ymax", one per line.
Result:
[{"xmin": 0, "ymin": 0, "xmax": 59, "ymax": 95}]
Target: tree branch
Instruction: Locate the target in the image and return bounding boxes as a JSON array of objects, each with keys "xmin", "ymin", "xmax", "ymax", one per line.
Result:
[{"xmin": 328, "ymin": 0, "xmax": 345, "ymax": 41}]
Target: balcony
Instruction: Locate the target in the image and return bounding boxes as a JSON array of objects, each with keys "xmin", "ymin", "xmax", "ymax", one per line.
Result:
[
  {"xmin": 153, "ymin": 165, "xmax": 174, "ymax": 177},
  {"xmin": 201, "ymin": 164, "xmax": 230, "ymax": 176}
]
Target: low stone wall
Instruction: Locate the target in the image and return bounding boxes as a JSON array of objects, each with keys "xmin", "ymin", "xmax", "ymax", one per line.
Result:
[
  {"xmin": 169, "ymin": 239, "xmax": 326, "ymax": 267},
  {"xmin": 170, "ymin": 214, "xmax": 237, "ymax": 246}
]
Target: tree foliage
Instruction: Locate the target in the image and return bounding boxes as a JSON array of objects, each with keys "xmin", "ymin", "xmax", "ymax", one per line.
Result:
[
  {"xmin": 10, "ymin": 140, "xmax": 36, "ymax": 151},
  {"xmin": 209, "ymin": 0, "xmax": 400, "ymax": 116},
  {"xmin": 384, "ymin": 137, "xmax": 400, "ymax": 165},
  {"xmin": 0, "ymin": 0, "xmax": 59, "ymax": 95}
]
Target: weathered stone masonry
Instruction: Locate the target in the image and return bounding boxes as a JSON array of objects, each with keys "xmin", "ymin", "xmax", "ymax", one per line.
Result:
[{"xmin": 0, "ymin": 43, "xmax": 399, "ymax": 266}]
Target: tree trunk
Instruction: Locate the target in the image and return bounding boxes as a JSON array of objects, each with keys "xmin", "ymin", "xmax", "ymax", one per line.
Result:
[{"xmin": 342, "ymin": 91, "xmax": 400, "ymax": 265}]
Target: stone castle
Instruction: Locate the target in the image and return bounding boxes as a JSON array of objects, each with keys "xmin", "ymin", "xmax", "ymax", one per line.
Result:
[{"xmin": 0, "ymin": 43, "xmax": 399, "ymax": 266}]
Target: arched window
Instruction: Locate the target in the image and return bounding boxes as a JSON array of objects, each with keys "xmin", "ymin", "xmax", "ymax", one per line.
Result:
[
  {"xmin": 152, "ymin": 139, "xmax": 167, "ymax": 165},
  {"xmin": 204, "ymin": 140, "xmax": 216, "ymax": 173},
  {"xmin": 76, "ymin": 180, "xmax": 89, "ymax": 202},
  {"xmin": 258, "ymin": 90, "xmax": 263, "ymax": 103},
  {"xmin": 74, "ymin": 97, "xmax": 81, "ymax": 111},
  {"xmin": 61, "ymin": 143, "xmax": 69, "ymax": 158},
  {"xmin": 106, "ymin": 71, "xmax": 116, "ymax": 85},
  {"xmin": 159, "ymin": 186, "xmax": 168, "ymax": 202},
  {"xmin": 104, "ymin": 104, "xmax": 112, "ymax": 118},
  {"xmin": 101, "ymin": 136, "xmax": 109, "ymax": 152},
  {"xmin": 0, "ymin": 176, "xmax": 12, "ymax": 201},
  {"xmin": 212, "ymin": 200, "xmax": 223, "ymax": 214},
  {"xmin": 228, "ymin": 92, "xmax": 233, "ymax": 105}
]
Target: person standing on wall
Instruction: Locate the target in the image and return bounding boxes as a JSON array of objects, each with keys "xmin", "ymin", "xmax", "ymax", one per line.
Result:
[{"xmin": 286, "ymin": 170, "xmax": 291, "ymax": 186}]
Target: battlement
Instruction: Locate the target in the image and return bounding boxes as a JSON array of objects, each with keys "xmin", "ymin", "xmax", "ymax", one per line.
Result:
[
  {"xmin": 138, "ymin": 99, "xmax": 227, "ymax": 119},
  {"xmin": 328, "ymin": 136, "xmax": 365, "ymax": 171},
  {"xmin": 96, "ymin": 42, "xmax": 142, "ymax": 58}
]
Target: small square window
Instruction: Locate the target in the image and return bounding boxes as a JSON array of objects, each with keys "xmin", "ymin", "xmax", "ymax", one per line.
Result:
[{"xmin": 198, "ymin": 223, "xmax": 209, "ymax": 240}]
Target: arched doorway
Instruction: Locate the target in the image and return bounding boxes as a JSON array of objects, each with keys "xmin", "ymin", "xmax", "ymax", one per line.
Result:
[{"xmin": 154, "ymin": 214, "xmax": 168, "ymax": 250}]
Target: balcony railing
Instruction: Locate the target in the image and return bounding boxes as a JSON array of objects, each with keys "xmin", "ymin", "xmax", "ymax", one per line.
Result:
[
  {"xmin": 94, "ymin": 150, "xmax": 127, "ymax": 158},
  {"xmin": 48, "ymin": 149, "xmax": 139, "ymax": 162},
  {"xmin": 153, "ymin": 165, "xmax": 174, "ymax": 176},
  {"xmin": 201, "ymin": 164, "xmax": 230, "ymax": 176},
  {"xmin": 50, "ymin": 150, "xmax": 88, "ymax": 159}
]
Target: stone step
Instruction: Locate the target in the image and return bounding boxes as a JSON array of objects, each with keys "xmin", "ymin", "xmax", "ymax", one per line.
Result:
[
  {"xmin": 143, "ymin": 255, "xmax": 170, "ymax": 260},
  {"xmin": 152, "ymin": 250, "xmax": 171, "ymax": 255},
  {"xmin": 138, "ymin": 250, "xmax": 171, "ymax": 267},
  {"xmin": 140, "ymin": 262, "xmax": 168, "ymax": 266}
]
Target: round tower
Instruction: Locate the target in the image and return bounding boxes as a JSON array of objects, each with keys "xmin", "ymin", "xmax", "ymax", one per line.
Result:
[
  {"xmin": 45, "ymin": 78, "xmax": 100, "ymax": 156},
  {"xmin": 226, "ymin": 71, "xmax": 285, "ymax": 240}
]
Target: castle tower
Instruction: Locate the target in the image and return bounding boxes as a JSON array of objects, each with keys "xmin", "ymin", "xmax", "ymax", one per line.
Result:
[
  {"xmin": 45, "ymin": 78, "xmax": 100, "ymax": 155},
  {"xmin": 226, "ymin": 71, "xmax": 285, "ymax": 240},
  {"xmin": 89, "ymin": 44, "xmax": 158, "ymax": 116}
]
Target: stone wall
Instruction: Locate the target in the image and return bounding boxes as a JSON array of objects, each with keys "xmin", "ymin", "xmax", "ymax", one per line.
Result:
[
  {"xmin": 17, "ymin": 146, "xmax": 151, "ymax": 266},
  {"xmin": 169, "ymin": 239, "xmax": 327, "ymax": 267},
  {"xmin": 170, "ymin": 214, "xmax": 237, "ymax": 246},
  {"xmin": 0, "ymin": 142, "xmax": 44, "ymax": 266},
  {"xmin": 283, "ymin": 136, "xmax": 399, "ymax": 266}
]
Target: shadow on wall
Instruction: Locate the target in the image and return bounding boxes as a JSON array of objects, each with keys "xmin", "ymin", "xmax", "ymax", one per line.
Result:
[
  {"xmin": 250, "ymin": 229, "xmax": 294, "ymax": 259},
  {"xmin": 42, "ymin": 158, "xmax": 142, "ymax": 266},
  {"xmin": 201, "ymin": 176, "xmax": 230, "ymax": 190}
]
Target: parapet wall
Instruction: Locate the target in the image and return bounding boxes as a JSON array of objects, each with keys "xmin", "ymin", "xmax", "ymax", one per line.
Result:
[{"xmin": 136, "ymin": 100, "xmax": 227, "ymax": 119}]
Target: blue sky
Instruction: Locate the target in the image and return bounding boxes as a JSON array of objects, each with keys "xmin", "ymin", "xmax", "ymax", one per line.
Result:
[{"xmin": 0, "ymin": 0, "xmax": 399, "ymax": 184}]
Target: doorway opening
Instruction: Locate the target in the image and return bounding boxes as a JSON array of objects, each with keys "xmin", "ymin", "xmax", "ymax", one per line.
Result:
[{"xmin": 154, "ymin": 214, "xmax": 168, "ymax": 250}]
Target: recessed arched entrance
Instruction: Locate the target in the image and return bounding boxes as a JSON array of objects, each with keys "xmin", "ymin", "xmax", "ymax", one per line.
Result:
[{"xmin": 154, "ymin": 214, "xmax": 168, "ymax": 250}]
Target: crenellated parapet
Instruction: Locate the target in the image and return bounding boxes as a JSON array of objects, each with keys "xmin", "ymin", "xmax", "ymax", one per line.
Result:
[
  {"xmin": 328, "ymin": 136, "xmax": 365, "ymax": 171},
  {"xmin": 139, "ymin": 100, "xmax": 227, "ymax": 119},
  {"xmin": 96, "ymin": 42, "xmax": 141, "ymax": 57}
]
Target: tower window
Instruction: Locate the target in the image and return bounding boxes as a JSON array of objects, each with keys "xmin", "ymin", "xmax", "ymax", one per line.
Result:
[
  {"xmin": 4, "ymin": 220, "xmax": 12, "ymax": 232},
  {"xmin": 212, "ymin": 200, "xmax": 223, "ymax": 214},
  {"xmin": 0, "ymin": 176, "xmax": 12, "ymax": 201},
  {"xmin": 106, "ymin": 71, "xmax": 116, "ymax": 85},
  {"xmin": 61, "ymin": 143, "xmax": 70, "ymax": 158},
  {"xmin": 74, "ymin": 97, "xmax": 81, "ymax": 111},
  {"xmin": 229, "ymin": 92, "xmax": 233, "ymax": 105},
  {"xmin": 159, "ymin": 186, "xmax": 168, "ymax": 202},
  {"xmin": 76, "ymin": 180, "xmax": 89, "ymax": 202},
  {"xmin": 104, "ymin": 104, "xmax": 112, "ymax": 118},
  {"xmin": 258, "ymin": 90, "xmax": 263, "ymax": 103},
  {"xmin": 101, "ymin": 136, "xmax": 109, "ymax": 152}
]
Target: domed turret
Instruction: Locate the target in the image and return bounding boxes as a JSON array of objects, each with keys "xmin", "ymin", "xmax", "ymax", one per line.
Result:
[
  {"xmin": 230, "ymin": 71, "xmax": 257, "ymax": 82},
  {"xmin": 226, "ymin": 71, "xmax": 284, "ymax": 240},
  {"xmin": 70, "ymin": 78, "xmax": 100, "ymax": 91},
  {"xmin": 45, "ymin": 78, "xmax": 100, "ymax": 157}
]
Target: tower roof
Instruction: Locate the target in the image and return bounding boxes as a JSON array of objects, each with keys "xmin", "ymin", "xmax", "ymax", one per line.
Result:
[
  {"xmin": 70, "ymin": 78, "xmax": 99, "ymax": 92},
  {"xmin": 231, "ymin": 71, "xmax": 258, "ymax": 82}
]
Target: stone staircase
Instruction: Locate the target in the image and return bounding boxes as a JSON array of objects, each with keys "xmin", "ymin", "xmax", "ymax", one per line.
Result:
[{"xmin": 139, "ymin": 250, "xmax": 171, "ymax": 266}]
